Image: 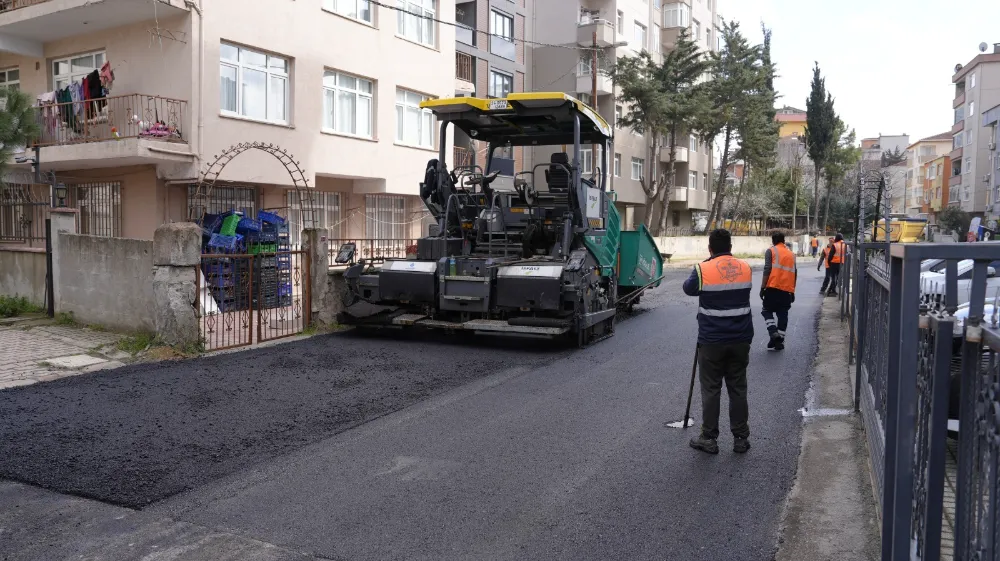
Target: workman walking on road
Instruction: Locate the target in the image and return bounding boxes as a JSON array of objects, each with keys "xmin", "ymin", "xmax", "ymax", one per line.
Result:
[
  {"xmin": 760, "ymin": 232, "xmax": 796, "ymax": 351},
  {"xmin": 819, "ymin": 233, "xmax": 847, "ymax": 296},
  {"xmin": 810, "ymin": 237, "xmax": 819, "ymax": 258},
  {"xmin": 682, "ymin": 229, "xmax": 754, "ymax": 455}
]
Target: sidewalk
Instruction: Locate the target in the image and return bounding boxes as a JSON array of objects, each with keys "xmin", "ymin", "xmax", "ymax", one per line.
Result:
[
  {"xmin": 775, "ymin": 296, "xmax": 881, "ymax": 560},
  {"xmin": 0, "ymin": 319, "xmax": 126, "ymax": 390}
]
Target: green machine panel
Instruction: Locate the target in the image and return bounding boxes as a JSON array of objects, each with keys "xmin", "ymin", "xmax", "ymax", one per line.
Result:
[{"xmin": 617, "ymin": 224, "xmax": 663, "ymax": 289}]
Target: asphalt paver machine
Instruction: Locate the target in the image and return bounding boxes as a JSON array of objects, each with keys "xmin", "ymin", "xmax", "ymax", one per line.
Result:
[{"xmin": 338, "ymin": 93, "xmax": 662, "ymax": 346}]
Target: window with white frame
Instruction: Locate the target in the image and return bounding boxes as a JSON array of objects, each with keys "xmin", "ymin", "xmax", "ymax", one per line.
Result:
[
  {"xmin": 633, "ymin": 21, "xmax": 646, "ymax": 50},
  {"xmin": 0, "ymin": 68, "xmax": 18, "ymax": 91},
  {"xmin": 580, "ymin": 147, "xmax": 603, "ymax": 175},
  {"xmin": 220, "ymin": 43, "xmax": 289, "ymax": 124},
  {"xmin": 631, "ymin": 157, "xmax": 644, "ymax": 180},
  {"xmin": 288, "ymin": 190, "xmax": 344, "ymax": 245},
  {"xmin": 971, "ymin": 72, "xmax": 976, "ymax": 89},
  {"xmin": 324, "ymin": 0, "xmax": 372, "ymax": 23},
  {"xmin": 965, "ymin": 157, "xmax": 972, "ymax": 174},
  {"xmin": 490, "ymin": 10, "xmax": 513, "ymax": 40},
  {"xmin": 322, "ymin": 70, "xmax": 373, "ymax": 137},
  {"xmin": 954, "ymin": 133, "xmax": 963, "ymax": 150},
  {"xmin": 614, "ymin": 153, "xmax": 621, "ymax": 177},
  {"xmin": 663, "ymin": 3, "xmax": 689, "ymax": 28},
  {"xmin": 968, "ymin": 101, "xmax": 975, "ymax": 117},
  {"xmin": 703, "ymin": 173, "xmax": 709, "ymax": 190},
  {"xmin": 688, "ymin": 171, "xmax": 697, "ymax": 188},
  {"xmin": 489, "ymin": 69, "xmax": 513, "ymax": 98},
  {"xmin": 706, "ymin": 27, "xmax": 711, "ymax": 46},
  {"xmin": 396, "ymin": 88, "xmax": 434, "ymax": 148},
  {"xmin": 968, "ymin": 132, "xmax": 974, "ymax": 146},
  {"xmin": 397, "ymin": 0, "xmax": 436, "ymax": 46},
  {"xmin": 365, "ymin": 194, "xmax": 407, "ymax": 239},
  {"xmin": 692, "ymin": 19, "xmax": 700, "ymax": 40},
  {"xmin": 652, "ymin": 25, "xmax": 660, "ymax": 52},
  {"xmin": 615, "ymin": 105, "xmax": 623, "ymax": 126},
  {"xmin": 52, "ymin": 51, "xmax": 105, "ymax": 91},
  {"xmin": 716, "ymin": 26, "xmax": 722, "ymax": 50},
  {"xmin": 616, "ymin": 10, "xmax": 624, "ymax": 33},
  {"xmin": 689, "ymin": 135, "xmax": 698, "ymax": 152}
]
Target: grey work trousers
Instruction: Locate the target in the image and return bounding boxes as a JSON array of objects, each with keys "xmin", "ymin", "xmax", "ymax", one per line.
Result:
[{"xmin": 699, "ymin": 341, "xmax": 751, "ymax": 440}]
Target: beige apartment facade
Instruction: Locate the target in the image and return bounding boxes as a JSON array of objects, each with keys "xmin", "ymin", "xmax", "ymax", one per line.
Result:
[
  {"xmin": 904, "ymin": 132, "xmax": 952, "ymax": 215},
  {"xmin": 530, "ymin": 0, "xmax": 718, "ymax": 233},
  {"xmin": 0, "ymin": 0, "xmax": 455, "ymax": 245}
]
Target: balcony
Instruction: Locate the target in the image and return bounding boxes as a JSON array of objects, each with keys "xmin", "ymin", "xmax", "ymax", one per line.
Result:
[
  {"xmin": 0, "ymin": 0, "xmax": 188, "ymax": 56},
  {"xmin": 952, "ymin": 119, "xmax": 964, "ymax": 134},
  {"xmin": 455, "ymin": 52, "xmax": 475, "ymax": 95},
  {"xmin": 577, "ymin": 18, "xmax": 615, "ymax": 47},
  {"xmin": 670, "ymin": 187, "xmax": 710, "ymax": 210},
  {"xmin": 659, "ymin": 145, "xmax": 689, "ymax": 163},
  {"xmin": 919, "ymin": 153, "xmax": 938, "ymax": 164},
  {"xmin": 950, "ymin": 147, "xmax": 963, "ymax": 160},
  {"xmin": 949, "ymin": 174, "xmax": 964, "ymax": 189},
  {"xmin": 954, "ymin": 92, "xmax": 966, "ymax": 109},
  {"xmin": 490, "ymin": 35, "xmax": 515, "ymax": 61},
  {"xmin": 456, "ymin": 24, "xmax": 474, "ymax": 46},
  {"xmin": 30, "ymin": 93, "xmax": 193, "ymax": 170},
  {"xmin": 576, "ymin": 68, "xmax": 613, "ymax": 96}
]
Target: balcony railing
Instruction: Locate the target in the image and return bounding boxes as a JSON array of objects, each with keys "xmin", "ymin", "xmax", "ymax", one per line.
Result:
[
  {"xmin": 33, "ymin": 93, "xmax": 187, "ymax": 147},
  {"xmin": 456, "ymin": 24, "xmax": 474, "ymax": 46},
  {"xmin": 490, "ymin": 35, "xmax": 516, "ymax": 61},
  {"xmin": 0, "ymin": 0, "xmax": 49, "ymax": 13},
  {"xmin": 455, "ymin": 52, "xmax": 474, "ymax": 82},
  {"xmin": 328, "ymin": 238, "xmax": 417, "ymax": 266},
  {"xmin": 454, "ymin": 146, "xmax": 474, "ymax": 168}
]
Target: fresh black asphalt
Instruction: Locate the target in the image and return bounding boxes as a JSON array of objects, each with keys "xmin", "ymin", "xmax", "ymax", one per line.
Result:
[{"xmin": 0, "ymin": 266, "xmax": 825, "ymax": 561}]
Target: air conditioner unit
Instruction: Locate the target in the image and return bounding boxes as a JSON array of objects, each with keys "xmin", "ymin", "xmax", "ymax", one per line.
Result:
[{"xmin": 990, "ymin": 141, "xmax": 997, "ymax": 150}]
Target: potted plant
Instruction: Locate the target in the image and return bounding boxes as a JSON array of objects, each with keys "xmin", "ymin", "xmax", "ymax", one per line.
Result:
[{"xmin": 405, "ymin": 243, "xmax": 418, "ymax": 259}]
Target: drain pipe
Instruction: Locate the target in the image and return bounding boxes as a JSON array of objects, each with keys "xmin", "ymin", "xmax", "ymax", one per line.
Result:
[{"xmin": 185, "ymin": 0, "xmax": 205, "ymax": 166}]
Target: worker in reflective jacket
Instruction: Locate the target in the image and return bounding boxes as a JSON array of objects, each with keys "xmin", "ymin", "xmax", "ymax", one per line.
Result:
[
  {"xmin": 760, "ymin": 231, "xmax": 797, "ymax": 351},
  {"xmin": 682, "ymin": 229, "xmax": 754, "ymax": 455},
  {"xmin": 819, "ymin": 233, "xmax": 847, "ymax": 296}
]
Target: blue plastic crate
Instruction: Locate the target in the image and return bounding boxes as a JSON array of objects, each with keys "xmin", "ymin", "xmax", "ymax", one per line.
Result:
[
  {"xmin": 245, "ymin": 229, "xmax": 278, "ymax": 243},
  {"xmin": 257, "ymin": 210, "xmax": 286, "ymax": 225},
  {"xmin": 236, "ymin": 216, "xmax": 262, "ymax": 234},
  {"xmin": 207, "ymin": 233, "xmax": 244, "ymax": 251},
  {"xmin": 201, "ymin": 262, "xmax": 233, "ymax": 276},
  {"xmin": 278, "ymin": 284, "xmax": 293, "ymax": 297},
  {"xmin": 202, "ymin": 213, "xmax": 223, "ymax": 234}
]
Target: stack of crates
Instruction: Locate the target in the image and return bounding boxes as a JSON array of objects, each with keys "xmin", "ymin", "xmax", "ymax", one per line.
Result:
[
  {"xmin": 249, "ymin": 210, "xmax": 293, "ymax": 309},
  {"xmin": 201, "ymin": 258, "xmax": 246, "ymax": 312}
]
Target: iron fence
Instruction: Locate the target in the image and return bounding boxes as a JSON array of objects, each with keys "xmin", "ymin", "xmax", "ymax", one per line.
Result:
[
  {"xmin": 33, "ymin": 93, "xmax": 186, "ymax": 147},
  {"xmin": 849, "ymin": 241, "xmax": 1000, "ymax": 561},
  {"xmin": 328, "ymin": 238, "xmax": 417, "ymax": 266}
]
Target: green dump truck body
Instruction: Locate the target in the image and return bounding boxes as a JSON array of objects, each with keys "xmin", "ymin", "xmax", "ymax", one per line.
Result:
[
  {"xmin": 617, "ymin": 224, "xmax": 663, "ymax": 289},
  {"xmin": 584, "ymin": 193, "xmax": 621, "ymax": 276}
]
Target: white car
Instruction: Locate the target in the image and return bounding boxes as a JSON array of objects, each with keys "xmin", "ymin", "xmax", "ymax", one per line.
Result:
[{"xmin": 921, "ymin": 260, "xmax": 1000, "ymax": 306}]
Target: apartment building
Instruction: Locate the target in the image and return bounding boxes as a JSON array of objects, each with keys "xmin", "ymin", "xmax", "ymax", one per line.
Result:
[
  {"xmin": 951, "ymin": 44, "xmax": 1000, "ymax": 218},
  {"xmin": 530, "ymin": 0, "xmax": 719, "ymax": 232},
  {"xmin": 904, "ymin": 132, "xmax": 951, "ymax": 215},
  {"xmin": 860, "ymin": 134, "xmax": 909, "ymax": 213},
  {"xmin": 924, "ymin": 154, "xmax": 951, "ymax": 219},
  {"xmin": 0, "ymin": 0, "xmax": 454, "ymax": 245},
  {"xmin": 985, "ymin": 102, "xmax": 1000, "ymax": 217},
  {"xmin": 454, "ymin": 0, "xmax": 532, "ymax": 184}
]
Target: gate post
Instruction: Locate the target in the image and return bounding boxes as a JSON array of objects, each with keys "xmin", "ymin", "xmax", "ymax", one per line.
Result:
[
  {"xmin": 301, "ymin": 228, "xmax": 332, "ymax": 325},
  {"xmin": 152, "ymin": 223, "xmax": 201, "ymax": 346}
]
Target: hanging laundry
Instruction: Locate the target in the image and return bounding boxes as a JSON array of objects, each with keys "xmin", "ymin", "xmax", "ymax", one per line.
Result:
[
  {"xmin": 99, "ymin": 61, "xmax": 114, "ymax": 91},
  {"xmin": 86, "ymin": 69, "xmax": 106, "ymax": 113}
]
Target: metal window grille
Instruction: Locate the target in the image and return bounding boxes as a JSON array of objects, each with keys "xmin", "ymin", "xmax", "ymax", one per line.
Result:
[
  {"xmin": 365, "ymin": 194, "xmax": 406, "ymax": 240},
  {"xmin": 187, "ymin": 184, "xmax": 257, "ymax": 218},
  {"xmin": 73, "ymin": 182, "xmax": 121, "ymax": 237},
  {"xmin": 0, "ymin": 183, "xmax": 46, "ymax": 243},
  {"xmin": 287, "ymin": 190, "xmax": 343, "ymax": 245}
]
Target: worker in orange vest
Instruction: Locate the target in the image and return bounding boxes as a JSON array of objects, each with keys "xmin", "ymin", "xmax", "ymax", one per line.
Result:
[
  {"xmin": 819, "ymin": 233, "xmax": 847, "ymax": 296},
  {"xmin": 810, "ymin": 236, "xmax": 819, "ymax": 258},
  {"xmin": 760, "ymin": 232, "xmax": 797, "ymax": 351}
]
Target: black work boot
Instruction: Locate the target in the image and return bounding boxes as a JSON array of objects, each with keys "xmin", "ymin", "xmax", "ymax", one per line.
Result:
[
  {"xmin": 767, "ymin": 333, "xmax": 779, "ymax": 351},
  {"xmin": 733, "ymin": 438, "xmax": 751, "ymax": 453},
  {"xmin": 689, "ymin": 435, "xmax": 719, "ymax": 454},
  {"xmin": 774, "ymin": 337, "xmax": 785, "ymax": 351}
]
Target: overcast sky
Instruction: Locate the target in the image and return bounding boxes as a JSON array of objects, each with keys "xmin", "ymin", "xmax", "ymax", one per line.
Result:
[{"xmin": 722, "ymin": 0, "xmax": 1000, "ymax": 144}]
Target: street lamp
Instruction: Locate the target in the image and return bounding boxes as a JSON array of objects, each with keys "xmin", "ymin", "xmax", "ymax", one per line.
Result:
[{"xmin": 55, "ymin": 183, "xmax": 66, "ymax": 208}]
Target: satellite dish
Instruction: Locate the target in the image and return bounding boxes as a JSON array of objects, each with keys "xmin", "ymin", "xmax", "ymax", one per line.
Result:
[
  {"xmin": 955, "ymin": 63, "xmax": 964, "ymax": 73},
  {"xmin": 981, "ymin": 42, "xmax": 989, "ymax": 53}
]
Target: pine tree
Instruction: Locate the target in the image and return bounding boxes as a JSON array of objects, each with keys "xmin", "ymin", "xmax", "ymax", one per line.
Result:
[
  {"xmin": 820, "ymin": 119, "xmax": 860, "ymax": 233},
  {"xmin": 0, "ymin": 87, "xmax": 40, "ymax": 176},
  {"xmin": 804, "ymin": 63, "xmax": 837, "ymax": 233}
]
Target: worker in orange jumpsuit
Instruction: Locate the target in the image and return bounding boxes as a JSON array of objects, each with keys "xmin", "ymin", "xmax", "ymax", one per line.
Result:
[{"xmin": 760, "ymin": 232, "xmax": 797, "ymax": 351}]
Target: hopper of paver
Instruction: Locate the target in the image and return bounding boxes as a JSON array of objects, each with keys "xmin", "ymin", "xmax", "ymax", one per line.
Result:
[{"xmin": 616, "ymin": 224, "xmax": 663, "ymax": 311}]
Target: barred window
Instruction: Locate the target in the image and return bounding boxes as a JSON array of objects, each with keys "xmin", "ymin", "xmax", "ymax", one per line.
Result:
[
  {"xmin": 287, "ymin": 190, "xmax": 344, "ymax": 245},
  {"xmin": 365, "ymin": 194, "xmax": 406, "ymax": 239},
  {"xmin": 187, "ymin": 184, "xmax": 257, "ymax": 218},
  {"xmin": 74, "ymin": 182, "xmax": 121, "ymax": 238}
]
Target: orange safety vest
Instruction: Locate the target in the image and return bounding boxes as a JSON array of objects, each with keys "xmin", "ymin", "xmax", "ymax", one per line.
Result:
[
  {"xmin": 696, "ymin": 255, "xmax": 753, "ymax": 318},
  {"xmin": 821, "ymin": 246, "xmax": 831, "ymax": 269},
  {"xmin": 766, "ymin": 243, "xmax": 797, "ymax": 293},
  {"xmin": 811, "ymin": 238, "xmax": 819, "ymax": 248},
  {"xmin": 831, "ymin": 240, "xmax": 846, "ymax": 264}
]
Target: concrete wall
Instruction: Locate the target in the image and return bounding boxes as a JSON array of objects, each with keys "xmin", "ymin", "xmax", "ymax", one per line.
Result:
[
  {"xmin": 55, "ymin": 233, "xmax": 154, "ymax": 331},
  {"xmin": 0, "ymin": 248, "xmax": 47, "ymax": 305},
  {"xmin": 655, "ymin": 236, "xmax": 775, "ymax": 259}
]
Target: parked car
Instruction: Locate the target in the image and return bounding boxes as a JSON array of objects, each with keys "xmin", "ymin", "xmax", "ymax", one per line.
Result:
[{"xmin": 921, "ymin": 260, "xmax": 1000, "ymax": 307}]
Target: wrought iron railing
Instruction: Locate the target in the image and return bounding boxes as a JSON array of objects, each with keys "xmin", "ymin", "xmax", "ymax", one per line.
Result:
[
  {"xmin": 328, "ymin": 238, "xmax": 417, "ymax": 266},
  {"xmin": 33, "ymin": 93, "xmax": 187, "ymax": 147},
  {"xmin": 849, "ymin": 242, "xmax": 1000, "ymax": 561}
]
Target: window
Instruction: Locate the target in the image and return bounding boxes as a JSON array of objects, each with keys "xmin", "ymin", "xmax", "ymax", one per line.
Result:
[
  {"xmin": 397, "ymin": 0, "xmax": 435, "ymax": 46},
  {"xmin": 616, "ymin": 10, "xmax": 624, "ymax": 33},
  {"xmin": 614, "ymin": 153, "xmax": 621, "ymax": 177},
  {"xmin": 971, "ymin": 72, "xmax": 976, "ymax": 89},
  {"xmin": 703, "ymin": 173, "xmax": 709, "ymax": 190},
  {"xmin": 672, "ymin": 211, "xmax": 680, "ymax": 227},
  {"xmin": 322, "ymin": 70, "xmax": 373, "ymax": 138},
  {"xmin": 288, "ymin": 191, "xmax": 344, "ymax": 245},
  {"xmin": 578, "ymin": 93, "xmax": 593, "ymax": 106},
  {"xmin": 968, "ymin": 101, "xmax": 975, "ymax": 117},
  {"xmin": 365, "ymin": 194, "xmax": 407, "ymax": 239},
  {"xmin": 706, "ymin": 28, "xmax": 711, "ymax": 46},
  {"xmin": 74, "ymin": 182, "xmax": 121, "ymax": 238},
  {"xmin": 631, "ymin": 157, "xmax": 644, "ymax": 180},
  {"xmin": 396, "ymin": 88, "xmax": 434, "ymax": 147},
  {"xmin": 615, "ymin": 105, "xmax": 623, "ymax": 126},
  {"xmin": 52, "ymin": 51, "xmax": 105, "ymax": 91},
  {"xmin": 489, "ymin": 69, "xmax": 513, "ymax": 98},
  {"xmin": 490, "ymin": 10, "xmax": 513, "ymax": 39},
  {"xmin": 692, "ymin": 19, "xmax": 700, "ymax": 40},
  {"xmin": 651, "ymin": 25, "xmax": 660, "ymax": 52},
  {"xmin": 663, "ymin": 3, "xmax": 689, "ymax": 28},
  {"xmin": 220, "ymin": 43, "xmax": 289, "ymax": 124},
  {"xmin": 689, "ymin": 135, "xmax": 698, "ymax": 152},
  {"xmin": 0, "ymin": 68, "xmax": 19, "ymax": 91},
  {"xmin": 965, "ymin": 157, "xmax": 972, "ymax": 174},
  {"xmin": 324, "ymin": 0, "xmax": 372, "ymax": 23},
  {"xmin": 954, "ymin": 133, "xmax": 963, "ymax": 150},
  {"xmin": 968, "ymin": 132, "xmax": 974, "ymax": 147},
  {"xmin": 633, "ymin": 21, "xmax": 646, "ymax": 50},
  {"xmin": 581, "ymin": 147, "xmax": 602, "ymax": 174},
  {"xmin": 688, "ymin": 171, "xmax": 697, "ymax": 188}
]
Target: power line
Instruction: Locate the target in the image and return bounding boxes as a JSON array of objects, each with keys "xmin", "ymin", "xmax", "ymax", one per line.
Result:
[{"xmin": 367, "ymin": 0, "xmax": 601, "ymax": 52}]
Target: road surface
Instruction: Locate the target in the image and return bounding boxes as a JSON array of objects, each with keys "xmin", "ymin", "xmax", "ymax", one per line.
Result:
[{"xmin": 0, "ymin": 265, "xmax": 827, "ymax": 561}]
